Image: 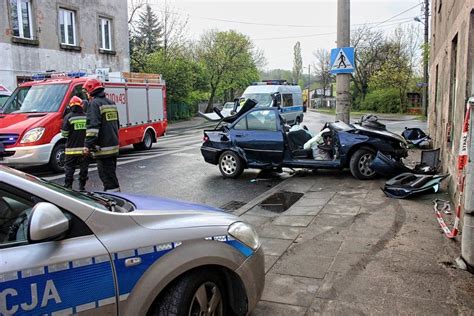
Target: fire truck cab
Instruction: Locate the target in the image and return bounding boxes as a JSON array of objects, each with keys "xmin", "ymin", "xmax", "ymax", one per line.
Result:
[{"xmin": 0, "ymin": 71, "xmax": 167, "ymax": 172}]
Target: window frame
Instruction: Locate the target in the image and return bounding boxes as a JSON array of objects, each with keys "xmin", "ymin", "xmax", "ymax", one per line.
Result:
[
  {"xmin": 58, "ymin": 7, "xmax": 77, "ymax": 46},
  {"xmin": 99, "ymin": 16, "xmax": 113, "ymax": 51},
  {"xmin": 10, "ymin": 0, "xmax": 34, "ymax": 40},
  {"xmin": 282, "ymin": 94, "xmax": 294, "ymax": 107}
]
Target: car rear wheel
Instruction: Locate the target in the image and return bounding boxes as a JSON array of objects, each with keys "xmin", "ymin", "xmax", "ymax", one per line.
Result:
[
  {"xmin": 49, "ymin": 142, "xmax": 65, "ymax": 173},
  {"xmin": 219, "ymin": 151, "xmax": 244, "ymax": 178},
  {"xmin": 350, "ymin": 148, "xmax": 376, "ymax": 180},
  {"xmin": 151, "ymin": 270, "xmax": 228, "ymax": 316},
  {"xmin": 134, "ymin": 130, "xmax": 154, "ymax": 150}
]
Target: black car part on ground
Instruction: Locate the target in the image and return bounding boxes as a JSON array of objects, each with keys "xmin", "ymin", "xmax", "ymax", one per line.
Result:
[
  {"xmin": 371, "ymin": 149, "xmax": 440, "ymax": 177},
  {"xmin": 402, "ymin": 127, "xmax": 431, "ymax": 148},
  {"xmin": 382, "ymin": 172, "xmax": 449, "ymax": 199}
]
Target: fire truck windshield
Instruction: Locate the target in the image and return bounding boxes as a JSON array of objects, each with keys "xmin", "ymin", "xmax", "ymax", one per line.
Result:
[{"xmin": 2, "ymin": 84, "xmax": 69, "ymax": 114}]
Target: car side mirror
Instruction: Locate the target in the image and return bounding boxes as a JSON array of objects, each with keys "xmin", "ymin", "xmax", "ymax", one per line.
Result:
[
  {"xmin": 271, "ymin": 92, "xmax": 281, "ymax": 108},
  {"xmin": 28, "ymin": 202, "xmax": 69, "ymax": 243}
]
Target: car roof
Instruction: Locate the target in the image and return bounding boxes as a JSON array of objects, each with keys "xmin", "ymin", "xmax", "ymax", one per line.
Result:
[{"xmin": 243, "ymin": 85, "xmax": 302, "ymax": 94}]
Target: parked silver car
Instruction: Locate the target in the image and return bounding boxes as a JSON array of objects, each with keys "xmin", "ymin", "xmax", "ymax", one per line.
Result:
[{"xmin": 0, "ymin": 166, "xmax": 264, "ymax": 315}]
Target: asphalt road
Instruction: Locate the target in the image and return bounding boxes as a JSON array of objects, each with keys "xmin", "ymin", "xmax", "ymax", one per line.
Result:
[{"xmin": 24, "ymin": 111, "xmax": 426, "ymax": 209}]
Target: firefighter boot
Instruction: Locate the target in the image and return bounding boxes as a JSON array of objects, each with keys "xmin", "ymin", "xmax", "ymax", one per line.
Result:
[
  {"xmin": 64, "ymin": 181, "xmax": 73, "ymax": 190},
  {"xmin": 79, "ymin": 178, "xmax": 87, "ymax": 191}
]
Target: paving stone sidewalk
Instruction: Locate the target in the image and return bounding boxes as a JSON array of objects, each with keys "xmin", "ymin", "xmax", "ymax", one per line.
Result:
[{"xmin": 239, "ymin": 170, "xmax": 474, "ymax": 315}]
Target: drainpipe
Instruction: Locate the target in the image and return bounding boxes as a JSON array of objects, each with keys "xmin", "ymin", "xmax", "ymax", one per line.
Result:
[{"xmin": 461, "ymin": 99, "xmax": 474, "ymax": 272}]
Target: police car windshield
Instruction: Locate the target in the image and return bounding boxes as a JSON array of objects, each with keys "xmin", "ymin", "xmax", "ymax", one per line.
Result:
[
  {"xmin": 242, "ymin": 94, "xmax": 272, "ymax": 107},
  {"xmin": 2, "ymin": 84, "xmax": 68, "ymax": 114}
]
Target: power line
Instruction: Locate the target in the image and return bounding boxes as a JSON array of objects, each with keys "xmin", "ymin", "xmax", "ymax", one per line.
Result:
[{"xmin": 372, "ymin": 3, "xmax": 422, "ymax": 28}]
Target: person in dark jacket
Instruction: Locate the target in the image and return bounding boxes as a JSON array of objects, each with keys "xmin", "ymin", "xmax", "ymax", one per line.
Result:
[
  {"xmin": 82, "ymin": 78, "xmax": 121, "ymax": 192},
  {"xmin": 61, "ymin": 96, "xmax": 89, "ymax": 190}
]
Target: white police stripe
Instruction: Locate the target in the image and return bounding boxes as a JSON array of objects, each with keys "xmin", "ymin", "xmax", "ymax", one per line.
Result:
[
  {"xmin": 119, "ymin": 293, "xmax": 130, "ymax": 301},
  {"xmin": 116, "ymin": 249, "xmax": 136, "ymax": 259},
  {"xmin": 75, "ymin": 302, "xmax": 97, "ymax": 312},
  {"xmin": 21, "ymin": 267, "xmax": 45, "ymax": 278},
  {"xmin": 72, "ymin": 257, "xmax": 93, "ymax": 268},
  {"xmin": 155, "ymin": 243, "xmax": 173, "ymax": 251},
  {"xmin": 48, "ymin": 262, "xmax": 70, "ymax": 273},
  {"xmin": 173, "ymin": 241, "xmax": 182, "ymax": 248},
  {"xmin": 98, "ymin": 297, "xmax": 115, "ymax": 307},
  {"xmin": 137, "ymin": 246, "xmax": 155, "ymax": 255},
  {"xmin": 52, "ymin": 308, "xmax": 73, "ymax": 315},
  {"xmin": 94, "ymin": 254, "xmax": 110, "ymax": 263},
  {"xmin": 0, "ymin": 271, "xmax": 18, "ymax": 282},
  {"xmin": 213, "ymin": 235, "xmax": 227, "ymax": 242}
]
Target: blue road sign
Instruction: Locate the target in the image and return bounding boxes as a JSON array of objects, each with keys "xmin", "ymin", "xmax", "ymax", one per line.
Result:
[{"xmin": 330, "ymin": 47, "xmax": 355, "ymax": 74}]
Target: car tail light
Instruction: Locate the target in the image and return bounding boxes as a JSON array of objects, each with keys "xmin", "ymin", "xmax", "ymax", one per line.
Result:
[{"xmin": 203, "ymin": 134, "xmax": 209, "ymax": 142}]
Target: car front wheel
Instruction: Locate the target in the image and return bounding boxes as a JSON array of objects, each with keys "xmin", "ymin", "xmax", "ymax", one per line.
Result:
[
  {"xmin": 349, "ymin": 148, "xmax": 376, "ymax": 180},
  {"xmin": 151, "ymin": 270, "xmax": 228, "ymax": 316},
  {"xmin": 219, "ymin": 151, "xmax": 244, "ymax": 178}
]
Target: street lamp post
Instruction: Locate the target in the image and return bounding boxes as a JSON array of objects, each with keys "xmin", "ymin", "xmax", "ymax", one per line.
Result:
[{"xmin": 415, "ymin": 0, "xmax": 429, "ymax": 116}]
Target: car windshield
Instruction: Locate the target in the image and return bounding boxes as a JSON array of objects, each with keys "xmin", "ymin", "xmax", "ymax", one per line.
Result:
[
  {"xmin": 242, "ymin": 93, "xmax": 273, "ymax": 107},
  {"xmin": 2, "ymin": 84, "xmax": 68, "ymax": 114},
  {"xmin": 0, "ymin": 95, "xmax": 9, "ymax": 107}
]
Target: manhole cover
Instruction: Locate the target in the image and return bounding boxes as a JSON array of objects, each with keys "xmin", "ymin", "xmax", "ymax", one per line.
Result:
[
  {"xmin": 258, "ymin": 191, "xmax": 304, "ymax": 213},
  {"xmin": 220, "ymin": 200, "xmax": 246, "ymax": 211}
]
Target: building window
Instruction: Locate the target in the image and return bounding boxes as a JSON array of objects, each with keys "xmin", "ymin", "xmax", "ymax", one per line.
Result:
[
  {"xmin": 10, "ymin": 0, "xmax": 33, "ymax": 39},
  {"xmin": 59, "ymin": 8, "xmax": 76, "ymax": 46},
  {"xmin": 99, "ymin": 17, "xmax": 112, "ymax": 50}
]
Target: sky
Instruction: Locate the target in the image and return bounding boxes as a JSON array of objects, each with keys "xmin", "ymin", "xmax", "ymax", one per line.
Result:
[{"xmin": 144, "ymin": 0, "xmax": 425, "ymax": 70}]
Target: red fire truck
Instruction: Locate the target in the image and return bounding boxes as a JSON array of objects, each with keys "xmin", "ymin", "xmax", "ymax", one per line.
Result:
[{"xmin": 0, "ymin": 71, "xmax": 167, "ymax": 172}]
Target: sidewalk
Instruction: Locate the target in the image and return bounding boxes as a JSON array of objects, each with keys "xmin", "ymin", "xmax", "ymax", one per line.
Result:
[{"xmin": 236, "ymin": 170, "xmax": 473, "ymax": 315}]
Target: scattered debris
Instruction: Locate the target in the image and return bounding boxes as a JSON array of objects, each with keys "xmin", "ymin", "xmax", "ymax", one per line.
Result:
[{"xmin": 382, "ymin": 173, "xmax": 449, "ymax": 199}]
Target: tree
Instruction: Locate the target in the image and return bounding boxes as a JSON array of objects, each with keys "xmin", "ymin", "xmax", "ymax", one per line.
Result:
[
  {"xmin": 350, "ymin": 26, "xmax": 386, "ymax": 105},
  {"xmin": 135, "ymin": 5, "xmax": 163, "ymax": 54},
  {"xmin": 160, "ymin": 2, "xmax": 189, "ymax": 60},
  {"xmin": 292, "ymin": 42, "xmax": 303, "ymax": 84},
  {"xmin": 312, "ymin": 48, "xmax": 333, "ymax": 98},
  {"xmin": 260, "ymin": 69, "xmax": 293, "ymax": 82},
  {"xmin": 196, "ymin": 30, "xmax": 261, "ymax": 112}
]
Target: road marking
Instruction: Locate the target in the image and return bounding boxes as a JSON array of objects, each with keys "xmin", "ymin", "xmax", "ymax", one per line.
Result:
[{"xmin": 43, "ymin": 144, "xmax": 201, "ymax": 180}]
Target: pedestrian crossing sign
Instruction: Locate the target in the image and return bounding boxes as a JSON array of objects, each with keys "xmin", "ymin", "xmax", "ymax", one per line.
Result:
[{"xmin": 330, "ymin": 47, "xmax": 355, "ymax": 74}]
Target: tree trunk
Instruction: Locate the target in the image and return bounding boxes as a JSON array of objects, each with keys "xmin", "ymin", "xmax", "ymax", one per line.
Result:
[{"xmin": 206, "ymin": 87, "xmax": 217, "ymax": 113}]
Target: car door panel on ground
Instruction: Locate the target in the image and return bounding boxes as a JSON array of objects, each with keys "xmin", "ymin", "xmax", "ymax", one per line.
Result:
[{"xmin": 230, "ymin": 110, "xmax": 284, "ymax": 164}]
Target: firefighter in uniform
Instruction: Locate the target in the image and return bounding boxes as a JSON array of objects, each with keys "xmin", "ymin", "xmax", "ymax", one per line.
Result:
[
  {"xmin": 82, "ymin": 78, "xmax": 121, "ymax": 192},
  {"xmin": 61, "ymin": 96, "xmax": 89, "ymax": 190}
]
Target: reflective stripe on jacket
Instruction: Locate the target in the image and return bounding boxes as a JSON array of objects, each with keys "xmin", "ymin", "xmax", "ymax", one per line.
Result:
[{"xmin": 62, "ymin": 107, "xmax": 86, "ymax": 156}]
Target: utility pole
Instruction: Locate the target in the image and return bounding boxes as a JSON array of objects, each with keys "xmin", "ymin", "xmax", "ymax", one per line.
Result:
[
  {"xmin": 308, "ymin": 64, "xmax": 311, "ymax": 108},
  {"xmin": 336, "ymin": 0, "xmax": 351, "ymax": 123},
  {"xmin": 422, "ymin": 0, "xmax": 429, "ymax": 116}
]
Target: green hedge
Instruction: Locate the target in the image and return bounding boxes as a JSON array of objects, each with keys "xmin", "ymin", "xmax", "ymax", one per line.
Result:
[{"xmin": 360, "ymin": 88, "xmax": 402, "ymax": 113}]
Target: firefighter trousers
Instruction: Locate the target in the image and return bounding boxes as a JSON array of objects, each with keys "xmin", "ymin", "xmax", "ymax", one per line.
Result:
[
  {"xmin": 96, "ymin": 156, "xmax": 120, "ymax": 191},
  {"xmin": 64, "ymin": 155, "xmax": 89, "ymax": 188}
]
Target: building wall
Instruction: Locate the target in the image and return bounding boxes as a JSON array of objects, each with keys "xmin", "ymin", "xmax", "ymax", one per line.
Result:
[
  {"xmin": 428, "ymin": 0, "xmax": 474, "ymax": 197},
  {"xmin": 0, "ymin": 0, "xmax": 130, "ymax": 90}
]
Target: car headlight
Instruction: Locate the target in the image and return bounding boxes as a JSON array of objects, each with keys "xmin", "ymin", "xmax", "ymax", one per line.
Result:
[
  {"xmin": 228, "ymin": 222, "xmax": 260, "ymax": 251},
  {"xmin": 21, "ymin": 127, "xmax": 45, "ymax": 144}
]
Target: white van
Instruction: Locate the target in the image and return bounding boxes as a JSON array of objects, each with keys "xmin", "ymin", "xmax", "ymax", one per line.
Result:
[{"xmin": 242, "ymin": 81, "xmax": 304, "ymax": 125}]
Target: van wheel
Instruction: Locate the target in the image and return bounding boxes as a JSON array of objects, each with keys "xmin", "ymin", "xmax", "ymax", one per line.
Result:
[
  {"xmin": 150, "ymin": 270, "xmax": 229, "ymax": 316},
  {"xmin": 133, "ymin": 130, "xmax": 154, "ymax": 150},
  {"xmin": 49, "ymin": 143, "xmax": 65, "ymax": 173},
  {"xmin": 350, "ymin": 148, "xmax": 376, "ymax": 180},
  {"xmin": 219, "ymin": 151, "xmax": 244, "ymax": 178}
]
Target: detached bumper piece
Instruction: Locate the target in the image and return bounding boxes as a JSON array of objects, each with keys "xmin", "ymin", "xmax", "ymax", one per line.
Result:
[{"xmin": 382, "ymin": 172, "xmax": 449, "ymax": 199}]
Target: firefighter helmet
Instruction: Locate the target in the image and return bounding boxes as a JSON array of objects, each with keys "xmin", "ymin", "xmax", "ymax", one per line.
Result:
[
  {"xmin": 69, "ymin": 96, "xmax": 83, "ymax": 107},
  {"xmin": 83, "ymin": 78, "xmax": 104, "ymax": 95}
]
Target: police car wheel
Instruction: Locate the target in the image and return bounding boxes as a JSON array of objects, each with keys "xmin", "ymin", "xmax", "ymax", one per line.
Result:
[
  {"xmin": 219, "ymin": 151, "xmax": 243, "ymax": 179},
  {"xmin": 152, "ymin": 270, "xmax": 228, "ymax": 316},
  {"xmin": 49, "ymin": 143, "xmax": 65, "ymax": 173}
]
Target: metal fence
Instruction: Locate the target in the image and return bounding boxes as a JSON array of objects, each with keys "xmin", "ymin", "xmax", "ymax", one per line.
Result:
[{"xmin": 167, "ymin": 103, "xmax": 197, "ymax": 121}]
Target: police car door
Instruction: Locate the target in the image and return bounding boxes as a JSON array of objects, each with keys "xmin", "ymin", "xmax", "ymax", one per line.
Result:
[{"xmin": 0, "ymin": 184, "xmax": 117, "ymax": 315}]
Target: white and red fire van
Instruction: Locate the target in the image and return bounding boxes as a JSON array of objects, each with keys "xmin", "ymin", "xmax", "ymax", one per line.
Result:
[{"xmin": 0, "ymin": 71, "xmax": 167, "ymax": 172}]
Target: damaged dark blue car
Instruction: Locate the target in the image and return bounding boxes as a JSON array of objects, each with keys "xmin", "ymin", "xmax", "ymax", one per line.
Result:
[{"xmin": 200, "ymin": 98, "xmax": 409, "ymax": 180}]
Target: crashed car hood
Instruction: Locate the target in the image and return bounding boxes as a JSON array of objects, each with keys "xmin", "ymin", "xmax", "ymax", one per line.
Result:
[
  {"xmin": 107, "ymin": 192, "xmax": 237, "ymax": 229},
  {"xmin": 352, "ymin": 123, "xmax": 407, "ymax": 143}
]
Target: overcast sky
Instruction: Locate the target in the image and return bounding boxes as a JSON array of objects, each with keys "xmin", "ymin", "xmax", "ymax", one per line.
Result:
[{"xmin": 145, "ymin": 0, "xmax": 425, "ymax": 70}]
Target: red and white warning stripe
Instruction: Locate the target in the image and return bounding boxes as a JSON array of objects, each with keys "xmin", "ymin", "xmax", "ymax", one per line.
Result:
[{"xmin": 435, "ymin": 102, "xmax": 471, "ymax": 238}]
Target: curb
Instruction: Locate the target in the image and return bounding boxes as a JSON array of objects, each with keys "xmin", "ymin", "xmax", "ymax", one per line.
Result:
[{"xmin": 167, "ymin": 122, "xmax": 215, "ymax": 132}]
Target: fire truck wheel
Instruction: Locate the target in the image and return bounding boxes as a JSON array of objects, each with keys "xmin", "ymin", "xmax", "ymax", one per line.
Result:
[
  {"xmin": 133, "ymin": 130, "xmax": 154, "ymax": 151},
  {"xmin": 49, "ymin": 143, "xmax": 66, "ymax": 173}
]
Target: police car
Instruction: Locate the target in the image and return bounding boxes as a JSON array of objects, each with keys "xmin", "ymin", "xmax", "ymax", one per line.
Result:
[{"xmin": 0, "ymin": 166, "xmax": 264, "ymax": 315}]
